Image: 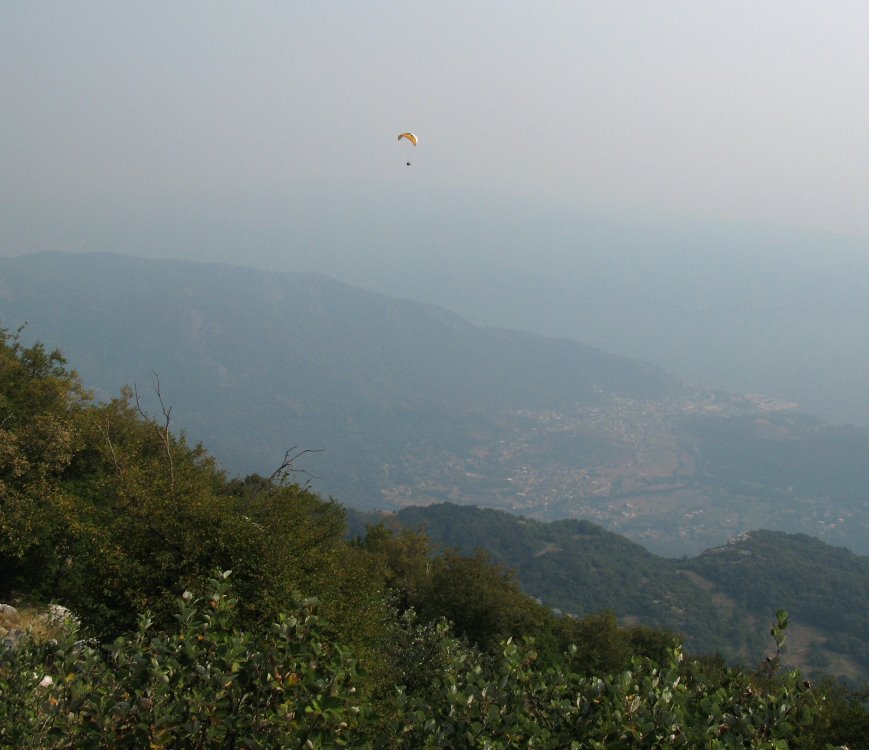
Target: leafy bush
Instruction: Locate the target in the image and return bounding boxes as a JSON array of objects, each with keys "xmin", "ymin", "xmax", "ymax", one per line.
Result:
[
  {"xmin": 3, "ymin": 583, "xmax": 853, "ymax": 749},
  {"xmin": 0, "ymin": 573, "xmax": 366, "ymax": 749},
  {"xmin": 385, "ymin": 630, "xmax": 827, "ymax": 748}
]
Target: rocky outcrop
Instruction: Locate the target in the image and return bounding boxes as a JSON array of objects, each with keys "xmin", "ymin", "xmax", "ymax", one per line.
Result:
[{"xmin": 0, "ymin": 602, "xmax": 78, "ymax": 650}]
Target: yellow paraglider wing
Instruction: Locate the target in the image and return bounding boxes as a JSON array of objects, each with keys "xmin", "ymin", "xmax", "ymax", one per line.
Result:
[{"xmin": 397, "ymin": 132, "xmax": 419, "ymax": 146}]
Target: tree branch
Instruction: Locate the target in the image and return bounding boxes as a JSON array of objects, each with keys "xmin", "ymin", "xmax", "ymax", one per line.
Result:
[
  {"xmin": 134, "ymin": 373, "xmax": 175, "ymax": 491},
  {"xmin": 268, "ymin": 445, "xmax": 324, "ymax": 488},
  {"xmin": 99, "ymin": 422, "xmax": 123, "ymax": 477}
]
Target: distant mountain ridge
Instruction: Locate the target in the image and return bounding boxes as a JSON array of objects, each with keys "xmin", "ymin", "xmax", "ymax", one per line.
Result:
[{"xmin": 0, "ymin": 251, "xmax": 677, "ymax": 498}]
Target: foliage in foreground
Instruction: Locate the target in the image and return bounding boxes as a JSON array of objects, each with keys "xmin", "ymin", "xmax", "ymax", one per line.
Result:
[
  {"xmin": 1, "ymin": 576, "xmax": 858, "ymax": 750},
  {"xmin": 0, "ymin": 574, "xmax": 364, "ymax": 749}
]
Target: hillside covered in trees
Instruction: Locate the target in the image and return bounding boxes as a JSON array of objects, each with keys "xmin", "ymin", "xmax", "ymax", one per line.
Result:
[
  {"xmin": 354, "ymin": 504, "xmax": 869, "ymax": 682},
  {"xmin": 2, "ymin": 326, "xmax": 868, "ymax": 748}
]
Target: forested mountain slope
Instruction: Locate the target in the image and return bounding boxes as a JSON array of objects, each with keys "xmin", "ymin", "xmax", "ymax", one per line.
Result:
[{"xmin": 351, "ymin": 503, "xmax": 869, "ymax": 681}]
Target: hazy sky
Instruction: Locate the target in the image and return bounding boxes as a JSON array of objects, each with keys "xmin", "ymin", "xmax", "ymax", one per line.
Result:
[
  {"xmin": 2, "ymin": 2, "xmax": 868, "ymax": 426},
  {"xmin": 2, "ymin": 0, "xmax": 868, "ymax": 246}
]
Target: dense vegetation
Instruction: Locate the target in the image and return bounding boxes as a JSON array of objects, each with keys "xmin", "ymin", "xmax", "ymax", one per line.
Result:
[
  {"xmin": 2, "ymin": 326, "xmax": 868, "ymax": 748},
  {"xmin": 356, "ymin": 504, "xmax": 869, "ymax": 680}
]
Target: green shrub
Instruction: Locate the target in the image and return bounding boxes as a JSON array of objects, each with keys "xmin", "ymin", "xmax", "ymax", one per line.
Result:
[{"xmin": 0, "ymin": 573, "xmax": 367, "ymax": 749}]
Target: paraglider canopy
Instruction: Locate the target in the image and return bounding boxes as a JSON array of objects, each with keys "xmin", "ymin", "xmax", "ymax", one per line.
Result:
[{"xmin": 397, "ymin": 132, "xmax": 419, "ymax": 146}]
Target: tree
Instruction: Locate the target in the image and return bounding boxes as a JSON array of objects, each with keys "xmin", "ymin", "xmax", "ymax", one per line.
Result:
[{"xmin": 0, "ymin": 327, "xmax": 88, "ymax": 597}]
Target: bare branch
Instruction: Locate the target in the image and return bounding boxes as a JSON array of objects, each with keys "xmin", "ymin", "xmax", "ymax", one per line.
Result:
[
  {"xmin": 133, "ymin": 373, "xmax": 175, "ymax": 491},
  {"xmin": 0, "ymin": 412, "xmax": 14, "ymax": 429},
  {"xmin": 150, "ymin": 372, "xmax": 173, "ymax": 426},
  {"xmin": 99, "ymin": 423, "xmax": 123, "ymax": 476},
  {"xmin": 268, "ymin": 445, "xmax": 324, "ymax": 488}
]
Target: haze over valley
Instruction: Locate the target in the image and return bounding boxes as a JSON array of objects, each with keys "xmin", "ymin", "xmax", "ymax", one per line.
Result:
[
  {"xmin": 2, "ymin": 252, "xmax": 866, "ymax": 558},
  {"xmin": 6, "ymin": 187, "xmax": 868, "ymax": 428}
]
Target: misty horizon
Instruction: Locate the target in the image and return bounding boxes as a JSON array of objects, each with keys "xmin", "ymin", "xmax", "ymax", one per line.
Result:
[{"xmin": 2, "ymin": 3, "xmax": 867, "ymax": 425}]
